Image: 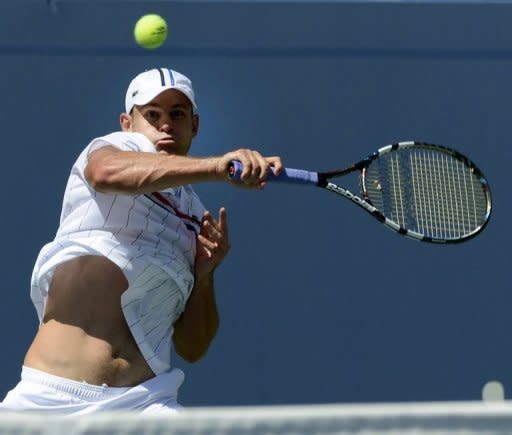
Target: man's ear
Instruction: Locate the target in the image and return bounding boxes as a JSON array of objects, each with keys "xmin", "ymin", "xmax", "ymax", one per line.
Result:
[
  {"xmin": 120, "ymin": 113, "xmax": 132, "ymax": 131},
  {"xmin": 192, "ymin": 114, "xmax": 199, "ymax": 138}
]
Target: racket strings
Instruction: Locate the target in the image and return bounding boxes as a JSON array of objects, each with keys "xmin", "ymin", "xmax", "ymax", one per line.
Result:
[
  {"xmin": 411, "ymin": 152, "xmax": 480, "ymax": 238},
  {"xmin": 365, "ymin": 149, "xmax": 488, "ymax": 239}
]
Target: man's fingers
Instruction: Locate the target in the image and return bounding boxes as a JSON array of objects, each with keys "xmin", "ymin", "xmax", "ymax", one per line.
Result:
[
  {"xmin": 197, "ymin": 234, "xmax": 216, "ymax": 255},
  {"xmin": 201, "ymin": 210, "xmax": 230, "ymax": 251},
  {"xmin": 219, "ymin": 207, "xmax": 228, "ymax": 237},
  {"xmin": 267, "ymin": 156, "xmax": 283, "ymax": 176}
]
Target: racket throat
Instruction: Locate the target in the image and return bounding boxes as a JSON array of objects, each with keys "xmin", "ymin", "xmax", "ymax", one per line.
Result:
[{"xmin": 325, "ymin": 182, "xmax": 381, "ymax": 218}]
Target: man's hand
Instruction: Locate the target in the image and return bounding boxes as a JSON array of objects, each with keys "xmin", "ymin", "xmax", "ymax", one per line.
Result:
[
  {"xmin": 195, "ymin": 208, "xmax": 231, "ymax": 280},
  {"xmin": 216, "ymin": 148, "xmax": 283, "ymax": 188}
]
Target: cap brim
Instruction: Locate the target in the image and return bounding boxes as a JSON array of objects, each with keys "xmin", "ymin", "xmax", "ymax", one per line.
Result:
[{"xmin": 128, "ymin": 86, "xmax": 197, "ymax": 113}]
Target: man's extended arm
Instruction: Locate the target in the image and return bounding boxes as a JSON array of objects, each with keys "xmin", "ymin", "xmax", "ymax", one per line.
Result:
[{"xmin": 85, "ymin": 146, "xmax": 282, "ymax": 194}]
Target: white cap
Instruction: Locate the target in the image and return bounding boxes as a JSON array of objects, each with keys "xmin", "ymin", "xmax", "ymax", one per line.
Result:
[{"xmin": 125, "ymin": 68, "xmax": 197, "ymax": 114}]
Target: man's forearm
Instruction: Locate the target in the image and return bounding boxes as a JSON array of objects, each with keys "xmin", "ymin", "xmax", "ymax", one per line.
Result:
[
  {"xmin": 85, "ymin": 147, "xmax": 222, "ymax": 194},
  {"xmin": 172, "ymin": 272, "xmax": 219, "ymax": 363}
]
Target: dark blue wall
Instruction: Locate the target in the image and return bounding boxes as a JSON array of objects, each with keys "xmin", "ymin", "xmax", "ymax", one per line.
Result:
[{"xmin": 0, "ymin": 0, "xmax": 510, "ymax": 406}]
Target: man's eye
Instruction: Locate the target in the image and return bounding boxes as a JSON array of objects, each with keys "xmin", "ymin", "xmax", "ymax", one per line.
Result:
[
  {"xmin": 144, "ymin": 110, "xmax": 160, "ymax": 121},
  {"xmin": 170, "ymin": 110, "xmax": 186, "ymax": 120}
]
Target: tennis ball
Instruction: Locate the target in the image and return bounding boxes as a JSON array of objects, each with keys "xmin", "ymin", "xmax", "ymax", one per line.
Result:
[{"xmin": 134, "ymin": 14, "xmax": 168, "ymax": 50}]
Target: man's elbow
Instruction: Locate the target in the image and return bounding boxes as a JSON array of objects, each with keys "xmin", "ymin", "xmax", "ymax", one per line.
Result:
[
  {"xmin": 174, "ymin": 324, "xmax": 219, "ymax": 363},
  {"xmin": 84, "ymin": 147, "xmax": 127, "ymax": 193},
  {"xmin": 177, "ymin": 347, "xmax": 207, "ymax": 364},
  {"xmin": 85, "ymin": 165, "xmax": 112, "ymax": 192},
  {"xmin": 85, "ymin": 159, "xmax": 130, "ymax": 193}
]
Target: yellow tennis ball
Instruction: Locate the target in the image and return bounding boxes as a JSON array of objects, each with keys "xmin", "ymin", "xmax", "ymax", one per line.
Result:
[{"xmin": 134, "ymin": 14, "xmax": 168, "ymax": 50}]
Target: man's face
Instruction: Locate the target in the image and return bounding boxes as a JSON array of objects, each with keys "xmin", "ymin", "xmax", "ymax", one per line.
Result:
[{"xmin": 122, "ymin": 89, "xmax": 199, "ymax": 155}]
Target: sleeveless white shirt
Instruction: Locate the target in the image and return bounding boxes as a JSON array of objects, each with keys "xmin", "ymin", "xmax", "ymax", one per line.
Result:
[{"xmin": 30, "ymin": 132, "xmax": 205, "ymax": 375}]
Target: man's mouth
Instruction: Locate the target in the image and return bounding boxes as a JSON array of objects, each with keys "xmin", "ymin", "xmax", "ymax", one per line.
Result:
[
  {"xmin": 156, "ymin": 137, "xmax": 176, "ymax": 151},
  {"xmin": 156, "ymin": 137, "xmax": 185, "ymax": 154},
  {"xmin": 156, "ymin": 136, "xmax": 174, "ymax": 145}
]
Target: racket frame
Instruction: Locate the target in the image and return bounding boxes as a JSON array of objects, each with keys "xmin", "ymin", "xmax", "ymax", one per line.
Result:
[{"xmin": 318, "ymin": 141, "xmax": 492, "ymax": 244}]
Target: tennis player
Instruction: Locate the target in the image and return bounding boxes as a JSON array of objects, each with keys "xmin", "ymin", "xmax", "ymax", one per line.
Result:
[{"xmin": 0, "ymin": 67, "xmax": 282, "ymax": 414}]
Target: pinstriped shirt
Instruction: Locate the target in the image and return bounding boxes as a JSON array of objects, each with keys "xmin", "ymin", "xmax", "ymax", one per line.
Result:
[{"xmin": 30, "ymin": 132, "xmax": 206, "ymax": 375}]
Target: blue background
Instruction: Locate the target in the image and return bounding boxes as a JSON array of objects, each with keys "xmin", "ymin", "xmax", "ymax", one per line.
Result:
[{"xmin": 0, "ymin": 0, "xmax": 509, "ymax": 407}]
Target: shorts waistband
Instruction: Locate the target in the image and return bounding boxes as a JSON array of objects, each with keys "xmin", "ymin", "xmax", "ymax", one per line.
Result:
[{"xmin": 21, "ymin": 366, "xmax": 131, "ymax": 400}]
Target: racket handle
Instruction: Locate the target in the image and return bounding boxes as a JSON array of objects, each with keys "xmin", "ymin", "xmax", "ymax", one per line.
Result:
[{"xmin": 228, "ymin": 161, "xmax": 319, "ymax": 185}]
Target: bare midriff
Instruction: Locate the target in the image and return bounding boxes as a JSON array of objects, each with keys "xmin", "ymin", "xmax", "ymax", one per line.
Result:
[{"xmin": 24, "ymin": 255, "xmax": 154, "ymax": 387}]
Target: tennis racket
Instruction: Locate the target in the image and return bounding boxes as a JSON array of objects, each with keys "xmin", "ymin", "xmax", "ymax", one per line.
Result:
[{"xmin": 228, "ymin": 141, "xmax": 492, "ymax": 244}]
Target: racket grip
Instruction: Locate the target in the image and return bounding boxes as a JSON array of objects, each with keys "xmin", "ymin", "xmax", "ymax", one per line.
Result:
[{"xmin": 228, "ymin": 161, "xmax": 319, "ymax": 185}]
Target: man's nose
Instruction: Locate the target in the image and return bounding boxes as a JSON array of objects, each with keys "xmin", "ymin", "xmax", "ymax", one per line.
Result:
[{"xmin": 159, "ymin": 120, "xmax": 172, "ymax": 132}]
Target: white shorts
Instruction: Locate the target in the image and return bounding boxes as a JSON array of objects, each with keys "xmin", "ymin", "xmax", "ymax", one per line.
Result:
[{"xmin": 0, "ymin": 366, "xmax": 184, "ymax": 415}]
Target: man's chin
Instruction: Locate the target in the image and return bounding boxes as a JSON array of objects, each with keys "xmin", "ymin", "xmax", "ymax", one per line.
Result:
[
  {"xmin": 156, "ymin": 145, "xmax": 187, "ymax": 156},
  {"xmin": 156, "ymin": 139, "xmax": 177, "ymax": 153}
]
